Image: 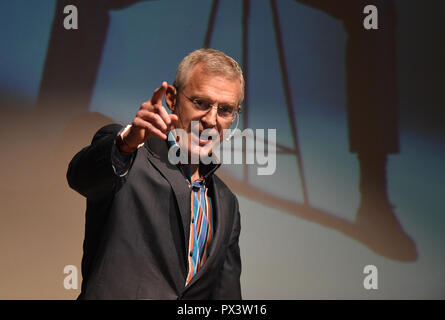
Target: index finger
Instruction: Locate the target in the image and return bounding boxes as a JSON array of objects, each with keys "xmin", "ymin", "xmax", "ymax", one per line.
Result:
[{"xmin": 150, "ymin": 81, "xmax": 168, "ymax": 105}]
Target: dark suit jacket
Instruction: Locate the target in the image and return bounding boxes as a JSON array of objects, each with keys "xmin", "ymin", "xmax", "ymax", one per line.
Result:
[{"xmin": 67, "ymin": 124, "xmax": 242, "ymax": 299}]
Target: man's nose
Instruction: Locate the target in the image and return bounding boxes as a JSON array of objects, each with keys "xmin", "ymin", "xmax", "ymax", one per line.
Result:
[{"xmin": 201, "ymin": 107, "xmax": 218, "ymax": 128}]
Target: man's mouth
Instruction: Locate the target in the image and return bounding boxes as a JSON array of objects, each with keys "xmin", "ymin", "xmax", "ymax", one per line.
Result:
[
  {"xmin": 199, "ymin": 140, "xmax": 211, "ymax": 147},
  {"xmin": 199, "ymin": 133, "xmax": 212, "ymax": 146},
  {"xmin": 191, "ymin": 131, "xmax": 216, "ymax": 147}
]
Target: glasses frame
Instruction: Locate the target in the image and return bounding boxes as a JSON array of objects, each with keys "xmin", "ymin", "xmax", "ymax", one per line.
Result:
[{"xmin": 179, "ymin": 91, "xmax": 239, "ymax": 120}]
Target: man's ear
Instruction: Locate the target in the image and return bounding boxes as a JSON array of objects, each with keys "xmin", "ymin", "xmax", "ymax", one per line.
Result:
[
  {"xmin": 234, "ymin": 105, "xmax": 242, "ymax": 122},
  {"xmin": 165, "ymin": 85, "xmax": 177, "ymax": 111}
]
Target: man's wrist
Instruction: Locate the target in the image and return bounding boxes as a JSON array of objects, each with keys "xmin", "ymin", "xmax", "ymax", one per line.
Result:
[
  {"xmin": 116, "ymin": 133, "xmax": 137, "ymax": 154},
  {"xmin": 115, "ymin": 124, "xmax": 145, "ymax": 155}
]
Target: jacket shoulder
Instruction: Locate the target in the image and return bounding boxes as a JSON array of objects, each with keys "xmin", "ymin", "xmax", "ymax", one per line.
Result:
[{"xmin": 91, "ymin": 123, "xmax": 124, "ymax": 143}]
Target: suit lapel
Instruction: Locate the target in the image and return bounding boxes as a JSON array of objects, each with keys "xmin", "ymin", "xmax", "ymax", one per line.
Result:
[
  {"xmin": 207, "ymin": 176, "xmax": 227, "ymax": 260},
  {"xmin": 144, "ymin": 138, "xmax": 191, "ymax": 257}
]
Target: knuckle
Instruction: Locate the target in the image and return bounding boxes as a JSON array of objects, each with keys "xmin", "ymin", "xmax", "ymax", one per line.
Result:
[
  {"xmin": 141, "ymin": 102, "xmax": 153, "ymax": 110},
  {"xmin": 157, "ymin": 116, "xmax": 167, "ymax": 128},
  {"xmin": 144, "ymin": 111, "xmax": 154, "ymax": 120},
  {"xmin": 132, "ymin": 118, "xmax": 140, "ymax": 127}
]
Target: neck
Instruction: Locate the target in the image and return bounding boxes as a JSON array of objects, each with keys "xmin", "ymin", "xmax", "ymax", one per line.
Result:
[{"xmin": 182, "ymin": 163, "xmax": 200, "ymax": 182}]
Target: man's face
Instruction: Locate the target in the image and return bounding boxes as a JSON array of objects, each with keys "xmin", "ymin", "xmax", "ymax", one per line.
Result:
[{"xmin": 169, "ymin": 64, "xmax": 241, "ymax": 160}]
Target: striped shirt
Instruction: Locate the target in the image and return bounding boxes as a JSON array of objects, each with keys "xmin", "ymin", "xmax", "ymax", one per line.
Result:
[{"xmin": 180, "ymin": 166, "xmax": 214, "ymax": 285}]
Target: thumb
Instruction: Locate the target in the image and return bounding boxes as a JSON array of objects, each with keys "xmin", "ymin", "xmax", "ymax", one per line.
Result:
[
  {"xmin": 169, "ymin": 114, "xmax": 179, "ymax": 126},
  {"xmin": 166, "ymin": 113, "xmax": 179, "ymax": 132}
]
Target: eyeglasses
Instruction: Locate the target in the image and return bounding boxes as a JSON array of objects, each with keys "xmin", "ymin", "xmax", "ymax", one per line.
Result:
[{"xmin": 180, "ymin": 92, "xmax": 238, "ymax": 119}]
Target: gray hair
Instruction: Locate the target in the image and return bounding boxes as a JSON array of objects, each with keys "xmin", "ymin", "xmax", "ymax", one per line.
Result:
[{"xmin": 173, "ymin": 48, "xmax": 245, "ymax": 103}]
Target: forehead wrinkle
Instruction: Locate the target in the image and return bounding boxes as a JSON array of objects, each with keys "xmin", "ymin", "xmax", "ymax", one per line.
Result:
[{"xmin": 183, "ymin": 64, "xmax": 241, "ymax": 106}]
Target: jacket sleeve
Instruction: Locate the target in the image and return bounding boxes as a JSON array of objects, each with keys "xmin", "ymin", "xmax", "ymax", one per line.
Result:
[
  {"xmin": 213, "ymin": 197, "xmax": 242, "ymax": 300},
  {"xmin": 66, "ymin": 123, "xmax": 125, "ymax": 201}
]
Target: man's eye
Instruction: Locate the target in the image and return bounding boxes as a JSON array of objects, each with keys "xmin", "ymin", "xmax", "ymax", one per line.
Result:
[
  {"xmin": 219, "ymin": 106, "xmax": 234, "ymax": 114},
  {"xmin": 194, "ymin": 100, "xmax": 207, "ymax": 109}
]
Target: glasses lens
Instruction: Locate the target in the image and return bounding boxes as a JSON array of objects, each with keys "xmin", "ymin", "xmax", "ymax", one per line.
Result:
[
  {"xmin": 193, "ymin": 99, "xmax": 210, "ymax": 111},
  {"xmin": 218, "ymin": 106, "xmax": 235, "ymax": 118}
]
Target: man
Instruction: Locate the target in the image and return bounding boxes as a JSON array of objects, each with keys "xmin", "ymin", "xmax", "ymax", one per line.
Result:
[{"xmin": 67, "ymin": 48, "xmax": 243, "ymax": 299}]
